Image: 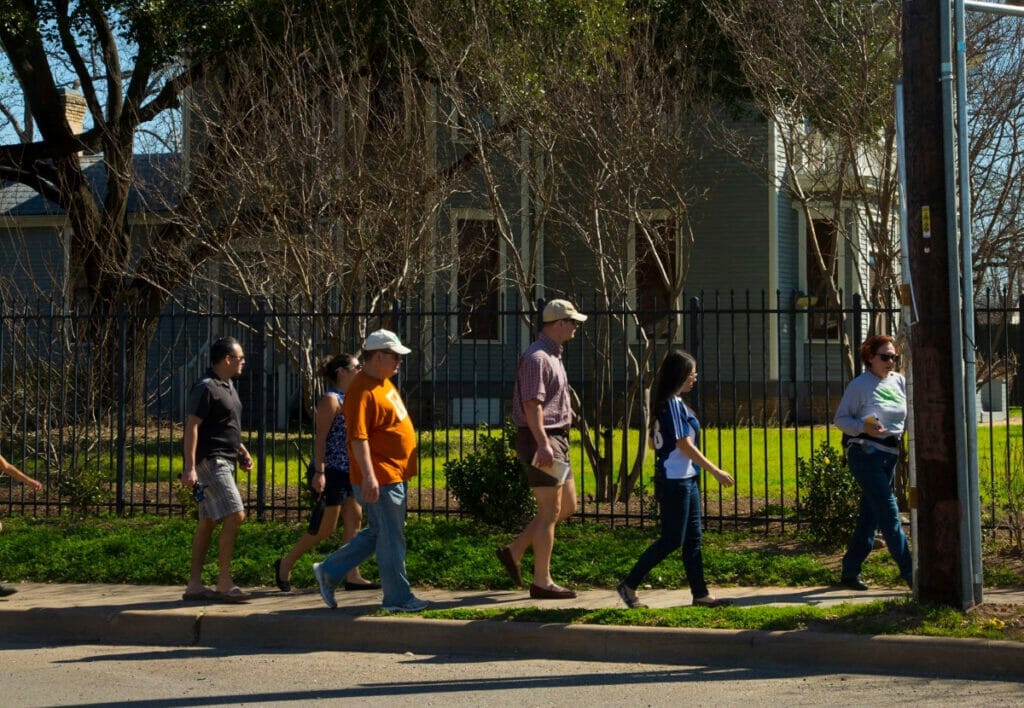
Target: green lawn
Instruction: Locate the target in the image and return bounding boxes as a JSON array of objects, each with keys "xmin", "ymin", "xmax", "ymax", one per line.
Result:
[{"xmin": 421, "ymin": 422, "xmax": 1022, "ymax": 504}]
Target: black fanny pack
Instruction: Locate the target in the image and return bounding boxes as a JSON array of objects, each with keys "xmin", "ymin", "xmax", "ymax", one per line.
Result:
[{"xmin": 842, "ymin": 432, "xmax": 902, "ymax": 449}]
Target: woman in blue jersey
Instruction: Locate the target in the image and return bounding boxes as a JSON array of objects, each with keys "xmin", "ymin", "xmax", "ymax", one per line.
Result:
[
  {"xmin": 834, "ymin": 335, "xmax": 913, "ymax": 591},
  {"xmin": 617, "ymin": 350, "xmax": 735, "ymax": 609},
  {"xmin": 275, "ymin": 354, "xmax": 378, "ymax": 592}
]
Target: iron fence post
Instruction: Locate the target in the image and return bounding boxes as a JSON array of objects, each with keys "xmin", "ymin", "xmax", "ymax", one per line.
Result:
[
  {"xmin": 1018, "ymin": 294, "xmax": 1024, "ymax": 411},
  {"xmin": 853, "ymin": 293, "xmax": 863, "ymax": 375},
  {"xmin": 116, "ymin": 302, "xmax": 127, "ymax": 516},
  {"xmin": 255, "ymin": 302, "xmax": 267, "ymax": 521},
  {"xmin": 789, "ymin": 290, "xmax": 798, "ymax": 419},
  {"xmin": 689, "ymin": 295, "xmax": 701, "ymax": 411}
]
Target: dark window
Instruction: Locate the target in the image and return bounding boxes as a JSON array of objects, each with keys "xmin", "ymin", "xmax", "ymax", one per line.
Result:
[
  {"xmin": 456, "ymin": 218, "xmax": 500, "ymax": 340},
  {"xmin": 807, "ymin": 218, "xmax": 840, "ymax": 339},
  {"xmin": 635, "ymin": 218, "xmax": 678, "ymax": 339}
]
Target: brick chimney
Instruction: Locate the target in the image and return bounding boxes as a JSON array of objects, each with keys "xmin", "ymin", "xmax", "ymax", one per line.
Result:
[{"xmin": 59, "ymin": 88, "xmax": 87, "ymax": 134}]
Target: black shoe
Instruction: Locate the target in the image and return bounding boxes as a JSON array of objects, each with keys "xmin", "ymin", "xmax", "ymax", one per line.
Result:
[
  {"xmin": 274, "ymin": 558, "xmax": 291, "ymax": 593},
  {"xmin": 0, "ymin": 584, "xmax": 17, "ymax": 597},
  {"xmin": 529, "ymin": 583, "xmax": 577, "ymax": 599},
  {"xmin": 616, "ymin": 582, "xmax": 647, "ymax": 609},
  {"xmin": 496, "ymin": 546, "xmax": 522, "ymax": 587},
  {"xmin": 343, "ymin": 580, "xmax": 382, "ymax": 591},
  {"xmin": 840, "ymin": 575, "xmax": 869, "ymax": 591}
]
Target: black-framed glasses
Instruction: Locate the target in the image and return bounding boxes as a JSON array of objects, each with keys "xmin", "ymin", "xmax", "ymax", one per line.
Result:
[{"xmin": 878, "ymin": 353, "xmax": 899, "ymax": 362}]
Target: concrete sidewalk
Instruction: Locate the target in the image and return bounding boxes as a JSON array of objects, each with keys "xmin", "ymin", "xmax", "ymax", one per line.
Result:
[{"xmin": 2, "ymin": 582, "xmax": 1022, "ymax": 679}]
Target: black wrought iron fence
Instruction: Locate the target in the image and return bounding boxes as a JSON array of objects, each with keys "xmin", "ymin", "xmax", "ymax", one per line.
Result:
[{"xmin": 1, "ymin": 291, "xmax": 1020, "ymax": 532}]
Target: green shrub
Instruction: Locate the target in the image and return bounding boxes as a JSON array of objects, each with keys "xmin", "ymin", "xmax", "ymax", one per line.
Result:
[
  {"xmin": 797, "ymin": 441, "xmax": 858, "ymax": 549},
  {"xmin": 444, "ymin": 420, "xmax": 535, "ymax": 530},
  {"xmin": 57, "ymin": 455, "xmax": 111, "ymax": 519}
]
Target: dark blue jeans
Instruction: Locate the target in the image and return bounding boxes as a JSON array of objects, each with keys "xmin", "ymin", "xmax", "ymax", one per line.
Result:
[
  {"xmin": 841, "ymin": 444, "xmax": 913, "ymax": 583},
  {"xmin": 623, "ymin": 476, "xmax": 709, "ymax": 599}
]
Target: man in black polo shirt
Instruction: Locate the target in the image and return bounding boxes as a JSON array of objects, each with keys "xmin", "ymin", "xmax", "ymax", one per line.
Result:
[{"xmin": 181, "ymin": 336, "xmax": 254, "ymax": 603}]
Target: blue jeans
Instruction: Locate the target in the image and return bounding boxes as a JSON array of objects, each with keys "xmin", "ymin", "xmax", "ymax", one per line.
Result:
[
  {"xmin": 317, "ymin": 481, "xmax": 414, "ymax": 607},
  {"xmin": 841, "ymin": 445, "xmax": 913, "ymax": 583},
  {"xmin": 623, "ymin": 476, "xmax": 709, "ymax": 599}
]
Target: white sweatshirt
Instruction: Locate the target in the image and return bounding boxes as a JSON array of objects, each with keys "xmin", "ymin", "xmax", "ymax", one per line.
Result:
[{"xmin": 834, "ymin": 370, "xmax": 907, "ymax": 453}]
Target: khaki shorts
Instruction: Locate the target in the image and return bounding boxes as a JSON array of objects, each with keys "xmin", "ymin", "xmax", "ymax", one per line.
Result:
[
  {"xmin": 515, "ymin": 427, "xmax": 570, "ymax": 488},
  {"xmin": 196, "ymin": 456, "xmax": 244, "ymax": 521}
]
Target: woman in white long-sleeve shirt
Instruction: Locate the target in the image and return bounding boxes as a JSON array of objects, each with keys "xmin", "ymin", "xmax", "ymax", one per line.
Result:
[{"xmin": 833, "ymin": 335, "xmax": 913, "ymax": 591}]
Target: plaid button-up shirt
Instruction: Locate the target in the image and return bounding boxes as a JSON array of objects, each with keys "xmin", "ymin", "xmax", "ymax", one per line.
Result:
[{"xmin": 512, "ymin": 332, "xmax": 572, "ymax": 429}]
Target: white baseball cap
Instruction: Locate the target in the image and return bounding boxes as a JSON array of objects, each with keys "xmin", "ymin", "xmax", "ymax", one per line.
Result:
[
  {"xmin": 362, "ymin": 329, "xmax": 412, "ymax": 354},
  {"xmin": 542, "ymin": 299, "xmax": 588, "ymax": 323}
]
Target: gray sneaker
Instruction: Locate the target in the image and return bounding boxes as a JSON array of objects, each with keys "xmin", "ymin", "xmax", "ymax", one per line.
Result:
[
  {"xmin": 382, "ymin": 596, "xmax": 428, "ymax": 613},
  {"xmin": 312, "ymin": 562, "xmax": 337, "ymax": 609}
]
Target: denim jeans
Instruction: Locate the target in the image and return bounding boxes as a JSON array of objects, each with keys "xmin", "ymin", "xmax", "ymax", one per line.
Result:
[
  {"xmin": 841, "ymin": 444, "xmax": 913, "ymax": 583},
  {"xmin": 623, "ymin": 476, "xmax": 709, "ymax": 599},
  {"xmin": 317, "ymin": 481, "xmax": 414, "ymax": 607}
]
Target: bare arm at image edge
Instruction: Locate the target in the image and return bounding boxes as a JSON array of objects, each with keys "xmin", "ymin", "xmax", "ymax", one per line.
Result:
[{"xmin": 0, "ymin": 454, "xmax": 42, "ymax": 490}]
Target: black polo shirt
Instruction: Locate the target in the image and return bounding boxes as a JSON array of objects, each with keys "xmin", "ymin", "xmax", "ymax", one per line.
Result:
[{"xmin": 186, "ymin": 368, "xmax": 243, "ymax": 461}]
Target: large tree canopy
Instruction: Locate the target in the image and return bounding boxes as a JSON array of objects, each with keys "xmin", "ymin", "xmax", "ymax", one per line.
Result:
[
  {"xmin": 0, "ymin": 0, "xmax": 745, "ymax": 425},
  {"xmin": 0, "ymin": 1, "xmax": 264, "ymax": 311}
]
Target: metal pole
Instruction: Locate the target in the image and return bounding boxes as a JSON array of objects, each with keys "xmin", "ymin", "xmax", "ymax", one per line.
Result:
[
  {"xmin": 963, "ymin": 1, "xmax": 1024, "ymax": 17},
  {"xmin": 939, "ymin": 0, "xmax": 975, "ymax": 610},
  {"xmin": 954, "ymin": 0, "xmax": 984, "ymax": 608}
]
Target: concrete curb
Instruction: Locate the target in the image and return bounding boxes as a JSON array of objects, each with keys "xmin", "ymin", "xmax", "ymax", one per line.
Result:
[
  {"xmin": 5, "ymin": 606, "xmax": 199, "ymax": 646},
  {"xmin": 2, "ymin": 584, "xmax": 1022, "ymax": 680},
  {"xmin": 201, "ymin": 615, "xmax": 1024, "ymax": 679}
]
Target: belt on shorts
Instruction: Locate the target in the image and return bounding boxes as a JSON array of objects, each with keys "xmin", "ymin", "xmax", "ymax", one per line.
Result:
[
  {"xmin": 518, "ymin": 426, "xmax": 571, "ymax": 436},
  {"xmin": 204, "ymin": 454, "xmax": 237, "ymax": 464}
]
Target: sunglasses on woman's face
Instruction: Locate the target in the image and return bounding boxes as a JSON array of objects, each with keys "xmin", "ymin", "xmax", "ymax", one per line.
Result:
[{"xmin": 877, "ymin": 353, "xmax": 899, "ymax": 362}]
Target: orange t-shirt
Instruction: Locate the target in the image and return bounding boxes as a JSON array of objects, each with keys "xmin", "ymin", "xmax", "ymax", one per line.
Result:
[{"xmin": 342, "ymin": 372, "xmax": 417, "ymax": 485}]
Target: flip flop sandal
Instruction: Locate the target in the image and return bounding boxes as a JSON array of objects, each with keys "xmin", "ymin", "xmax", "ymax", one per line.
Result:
[
  {"xmin": 181, "ymin": 588, "xmax": 218, "ymax": 602},
  {"xmin": 214, "ymin": 588, "xmax": 251, "ymax": 603}
]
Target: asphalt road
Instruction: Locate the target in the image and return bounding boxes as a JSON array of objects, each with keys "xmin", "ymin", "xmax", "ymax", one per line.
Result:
[{"xmin": 3, "ymin": 639, "xmax": 1022, "ymax": 707}]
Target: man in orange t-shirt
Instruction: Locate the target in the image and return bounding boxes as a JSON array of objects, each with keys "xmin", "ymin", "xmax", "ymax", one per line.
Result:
[{"xmin": 313, "ymin": 330, "xmax": 427, "ymax": 613}]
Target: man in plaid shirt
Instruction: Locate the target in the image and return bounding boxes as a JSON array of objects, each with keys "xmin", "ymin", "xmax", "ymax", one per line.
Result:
[{"xmin": 497, "ymin": 299, "xmax": 587, "ymax": 600}]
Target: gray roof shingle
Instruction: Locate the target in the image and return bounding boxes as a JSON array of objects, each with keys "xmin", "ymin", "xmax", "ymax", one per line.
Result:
[{"xmin": 0, "ymin": 153, "xmax": 180, "ymax": 217}]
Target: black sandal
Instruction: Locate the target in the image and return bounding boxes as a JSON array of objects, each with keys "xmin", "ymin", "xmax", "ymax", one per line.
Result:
[
  {"xmin": 274, "ymin": 558, "xmax": 291, "ymax": 592},
  {"xmin": 616, "ymin": 582, "xmax": 647, "ymax": 609}
]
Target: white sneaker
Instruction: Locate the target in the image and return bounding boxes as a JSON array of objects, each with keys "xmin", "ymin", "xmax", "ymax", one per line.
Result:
[
  {"xmin": 382, "ymin": 596, "xmax": 428, "ymax": 613},
  {"xmin": 312, "ymin": 562, "xmax": 337, "ymax": 609}
]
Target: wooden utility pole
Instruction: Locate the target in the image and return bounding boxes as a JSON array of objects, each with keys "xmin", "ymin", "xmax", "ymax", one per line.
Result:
[{"xmin": 902, "ymin": 1, "xmax": 963, "ymax": 606}]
